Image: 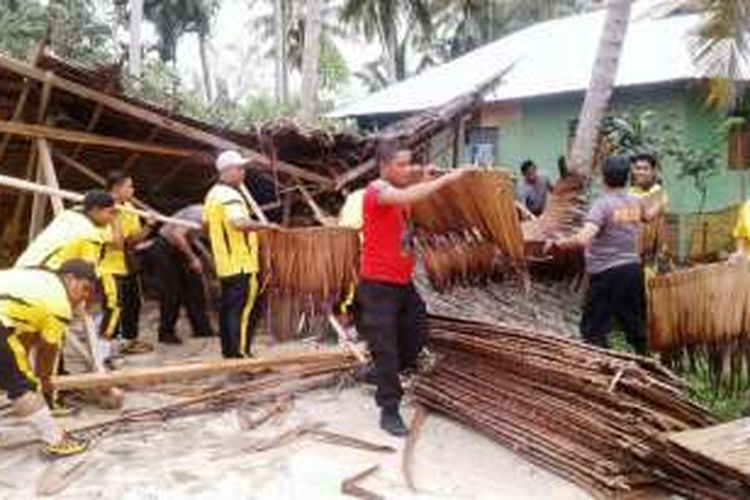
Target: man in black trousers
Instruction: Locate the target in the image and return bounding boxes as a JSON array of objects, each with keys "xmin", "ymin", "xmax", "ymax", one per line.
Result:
[{"xmin": 143, "ymin": 204, "xmax": 215, "ymax": 344}]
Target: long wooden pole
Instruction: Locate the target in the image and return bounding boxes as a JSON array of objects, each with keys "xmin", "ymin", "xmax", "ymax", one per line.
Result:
[
  {"xmin": 0, "ymin": 173, "xmax": 201, "ymax": 229},
  {"xmin": 0, "ymin": 120, "xmax": 208, "ymax": 159},
  {"xmin": 0, "ymin": 53, "xmax": 334, "ymax": 187},
  {"xmin": 51, "ymin": 349, "xmax": 354, "ymax": 391}
]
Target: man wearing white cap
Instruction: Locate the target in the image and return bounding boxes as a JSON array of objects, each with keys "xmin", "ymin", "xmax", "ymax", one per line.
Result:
[{"xmin": 204, "ymin": 150, "xmax": 268, "ymax": 358}]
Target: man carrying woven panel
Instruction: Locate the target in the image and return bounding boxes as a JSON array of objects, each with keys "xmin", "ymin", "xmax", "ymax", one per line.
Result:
[
  {"xmin": 356, "ymin": 137, "xmax": 466, "ymax": 436},
  {"xmin": 629, "ymin": 153, "xmax": 670, "ymax": 270},
  {"xmin": 0, "ymin": 260, "xmax": 97, "ymax": 457},
  {"xmin": 546, "ymin": 156, "xmax": 665, "ymax": 355},
  {"xmin": 204, "ymin": 151, "xmax": 274, "ymax": 359},
  {"xmin": 101, "ymin": 171, "xmax": 156, "ymax": 355}
]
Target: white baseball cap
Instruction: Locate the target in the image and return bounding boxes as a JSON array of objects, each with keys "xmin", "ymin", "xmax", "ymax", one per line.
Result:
[{"xmin": 215, "ymin": 150, "xmax": 251, "ymax": 172}]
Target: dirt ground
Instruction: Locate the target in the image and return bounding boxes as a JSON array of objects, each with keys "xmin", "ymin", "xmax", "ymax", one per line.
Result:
[{"xmin": 0, "ymin": 305, "xmax": 590, "ymax": 500}]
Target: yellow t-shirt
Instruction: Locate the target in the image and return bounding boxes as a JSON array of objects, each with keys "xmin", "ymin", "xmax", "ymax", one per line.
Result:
[
  {"xmin": 733, "ymin": 201, "xmax": 750, "ymax": 242},
  {"xmin": 14, "ymin": 209, "xmax": 109, "ymax": 271},
  {"xmin": 100, "ymin": 203, "xmax": 142, "ymax": 276},
  {"xmin": 338, "ymin": 189, "xmax": 365, "ymax": 231},
  {"xmin": 203, "ymin": 183, "xmax": 259, "ymax": 278},
  {"xmin": 0, "ymin": 268, "xmax": 72, "ymax": 346}
]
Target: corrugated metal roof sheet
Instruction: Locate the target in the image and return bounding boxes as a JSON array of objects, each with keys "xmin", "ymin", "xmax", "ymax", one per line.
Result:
[{"xmin": 331, "ymin": 7, "xmax": 749, "ymax": 118}]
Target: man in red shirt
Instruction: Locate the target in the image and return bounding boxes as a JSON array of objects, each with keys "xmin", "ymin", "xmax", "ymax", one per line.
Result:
[{"xmin": 356, "ymin": 137, "xmax": 466, "ymax": 436}]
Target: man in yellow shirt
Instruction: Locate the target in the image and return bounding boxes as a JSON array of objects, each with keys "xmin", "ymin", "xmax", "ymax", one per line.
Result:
[
  {"xmin": 0, "ymin": 259, "xmax": 96, "ymax": 457},
  {"xmin": 337, "ymin": 188, "xmax": 365, "ymax": 319},
  {"xmin": 732, "ymin": 201, "xmax": 750, "ymax": 259},
  {"xmin": 629, "ymin": 153, "xmax": 669, "ymax": 266},
  {"xmin": 204, "ymin": 150, "xmax": 272, "ymax": 358},
  {"xmin": 101, "ymin": 172, "xmax": 154, "ymax": 353},
  {"xmin": 15, "ymin": 190, "xmax": 118, "ymax": 271}
]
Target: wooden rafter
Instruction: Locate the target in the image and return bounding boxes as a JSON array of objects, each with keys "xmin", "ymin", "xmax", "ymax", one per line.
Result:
[
  {"xmin": 53, "ymin": 150, "xmax": 158, "ymax": 213},
  {"xmin": 0, "ymin": 120, "xmax": 209, "ymax": 159},
  {"xmin": 71, "ymin": 79, "xmax": 117, "ymax": 159},
  {"xmin": 0, "ymin": 43, "xmax": 46, "ymax": 164},
  {"xmin": 123, "ymin": 126, "xmax": 161, "ymax": 173},
  {"xmin": 0, "ymin": 53, "xmax": 334, "ymax": 187}
]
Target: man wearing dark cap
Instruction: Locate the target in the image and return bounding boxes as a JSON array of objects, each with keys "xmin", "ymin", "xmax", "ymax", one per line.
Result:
[
  {"xmin": 0, "ymin": 259, "xmax": 96, "ymax": 457},
  {"xmin": 546, "ymin": 156, "xmax": 665, "ymax": 354}
]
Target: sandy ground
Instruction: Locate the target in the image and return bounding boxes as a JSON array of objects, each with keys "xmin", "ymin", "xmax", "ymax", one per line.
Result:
[{"xmin": 0, "ymin": 306, "xmax": 591, "ymax": 500}]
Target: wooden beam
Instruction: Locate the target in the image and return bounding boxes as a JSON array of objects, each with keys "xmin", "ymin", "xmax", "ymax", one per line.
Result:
[
  {"xmin": 72, "ymin": 79, "xmax": 117, "ymax": 158},
  {"xmin": 0, "ymin": 53, "xmax": 334, "ymax": 187},
  {"xmin": 298, "ymin": 183, "xmax": 333, "ymax": 226},
  {"xmin": 122, "ymin": 126, "xmax": 161, "ymax": 173},
  {"xmin": 0, "ymin": 120, "xmax": 208, "ymax": 159},
  {"xmin": 0, "ymin": 84, "xmax": 32, "ymax": 164},
  {"xmin": 35, "ymin": 72, "xmax": 53, "ymax": 124},
  {"xmin": 0, "ymin": 42, "xmax": 46, "ymax": 164},
  {"xmin": 53, "ymin": 150, "xmax": 157, "ymax": 213},
  {"xmin": 36, "ymin": 138, "xmax": 63, "ymax": 214},
  {"xmin": 51, "ymin": 350, "xmax": 353, "ymax": 390}
]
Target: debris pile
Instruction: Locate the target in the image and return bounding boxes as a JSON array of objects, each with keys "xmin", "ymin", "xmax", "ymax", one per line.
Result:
[{"xmin": 412, "ymin": 316, "xmax": 749, "ymax": 499}]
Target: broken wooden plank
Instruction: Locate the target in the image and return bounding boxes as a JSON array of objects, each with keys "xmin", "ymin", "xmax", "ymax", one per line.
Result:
[
  {"xmin": 341, "ymin": 465, "xmax": 382, "ymax": 500},
  {"xmin": 52, "ymin": 350, "xmax": 355, "ymax": 391},
  {"xmin": 402, "ymin": 405, "xmax": 428, "ymax": 491},
  {"xmin": 309, "ymin": 429, "xmax": 396, "ymax": 454}
]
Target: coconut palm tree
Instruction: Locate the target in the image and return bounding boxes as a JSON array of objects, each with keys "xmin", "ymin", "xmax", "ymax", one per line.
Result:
[
  {"xmin": 341, "ymin": 0, "xmax": 432, "ymax": 83},
  {"xmin": 569, "ymin": 0, "xmax": 634, "ymax": 178},
  {"xmin": 300, "ymin": 0, "xmax": 323, "ymax": 123}
]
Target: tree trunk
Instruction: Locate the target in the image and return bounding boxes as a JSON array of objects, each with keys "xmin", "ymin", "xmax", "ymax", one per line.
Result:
[
  {"xmin": 569, "ymin": 0, "xmax": 632, "ymax": 178},
  {"xmin": 299, "ymin": 0, "xmax": 323, "ymax": 124},
  {"xmin": 198, "ymin": 32, "xmax": 213, "ymax": 102},
  {"xmin": 384, "ymin": 27, "xmax": 398, "ymax": 83},
  {"xmin": 273, "ymin": 0, "xmax": 289, "ymax": 104},
  {"xmin": 129, "ymin": 0, "xmax": 144, "ymax": 78}
]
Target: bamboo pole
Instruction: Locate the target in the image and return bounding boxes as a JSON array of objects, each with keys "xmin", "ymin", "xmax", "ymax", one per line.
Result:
[
  {"xmin": 0, "ymin": 52, "xmax": 334, "ymax": 187},
  {"xmin": 51, "ymin": 349, "xmax": 354, "ymax": 391},
  {"xmin": 239, "ymin": 183, "xmax": 269, "ymax": 224},
  {"xmin": 0, "ymin": 173, "xmax": 201, "ymax": 229}
]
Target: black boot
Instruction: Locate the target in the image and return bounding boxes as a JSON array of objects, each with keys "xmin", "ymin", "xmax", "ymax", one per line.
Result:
[
  {"xmin": 158, "ymin": 334, "xmax": 183, "ymax": 345},
  {"xmin": 380, "ymin": 408, "xmax": 408, "ymax": 437}
]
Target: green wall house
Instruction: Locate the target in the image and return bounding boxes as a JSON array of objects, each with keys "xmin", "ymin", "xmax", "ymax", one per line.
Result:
[{"xmin": 332, "ymin": 6, "xmax": 750, "ymax": 259}]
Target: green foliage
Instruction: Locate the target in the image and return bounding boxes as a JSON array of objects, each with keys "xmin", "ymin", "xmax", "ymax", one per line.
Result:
[
  {"xmin": 0, "ymin": 0, "xmax": 115, "ymax": 65},
  {"xmin": 601, "ymin": 110, "xmax": 660, "ymax": 156},
  {"xmin": 603, "ymin": 110, "xmax": 745, "ymax": 213},
  {"xmin": 661, "ymin": 116, "xmax": 744, "ymax": 213},
  {"xmin": 115, "ymin": 0, "xmax": 219, "ymax": 62},
  {"xmin": 125, "ymin": 60, "xmax": 297, "ymax": 128}
]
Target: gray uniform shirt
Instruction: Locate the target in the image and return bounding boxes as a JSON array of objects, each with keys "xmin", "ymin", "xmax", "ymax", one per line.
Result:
[
  {"xmin": 584, "ymin": 191, "xmax": 642, "ymax": 275},
  {"xmin": 159, "ymin": 204, "xmax": 203, "ymax": 240},
  {"xmin": 515, "ymin": 176, "xmax": 551, "ymax": 216}
]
